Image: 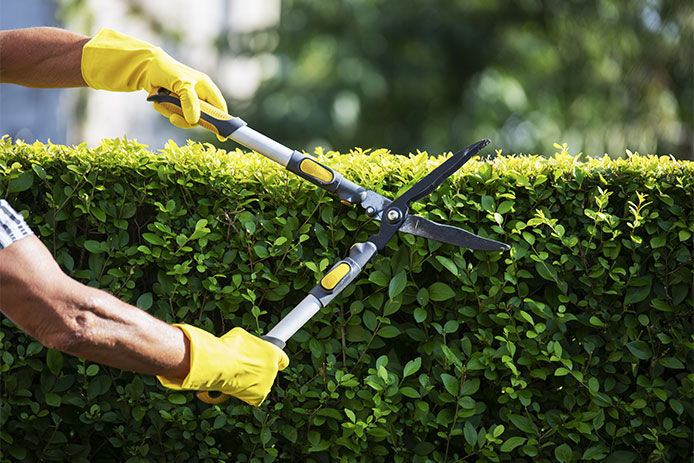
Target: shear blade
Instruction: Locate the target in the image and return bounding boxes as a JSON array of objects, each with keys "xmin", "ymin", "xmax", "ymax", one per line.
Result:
[{"xmin": 399, "ymin": 214, "xmax": 511, "ymax": 251}]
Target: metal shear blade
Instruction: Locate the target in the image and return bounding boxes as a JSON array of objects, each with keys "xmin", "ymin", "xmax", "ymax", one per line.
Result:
[{"xmin": 360, "ymin": 140, "xmax": 510, "ymax": 252}]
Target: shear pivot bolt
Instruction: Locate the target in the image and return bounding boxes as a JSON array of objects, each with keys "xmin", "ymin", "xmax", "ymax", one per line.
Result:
[
  {"xmin": 386, "ymin": 208, "xmax": 402, "ymax": 223},
  {"xmin": 366, "ymin": 206, "xmax": 376, "ymax": 217}
]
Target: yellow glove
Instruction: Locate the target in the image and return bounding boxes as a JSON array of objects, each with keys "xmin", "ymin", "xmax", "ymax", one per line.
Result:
[
  {"xmin": 81, "ymin": 28, "xmax": 227, "ymax": 135},
  {"xmin": 157, "ymin": 325, "xmax": 289, "ymax": 407}
]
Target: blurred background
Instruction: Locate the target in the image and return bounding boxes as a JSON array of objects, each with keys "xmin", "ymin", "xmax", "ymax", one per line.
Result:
[{"xmin": 1, "ymin": 0, "xmax": 692, "ymax": 159}]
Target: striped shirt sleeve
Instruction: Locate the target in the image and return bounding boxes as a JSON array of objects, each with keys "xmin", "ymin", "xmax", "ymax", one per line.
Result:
[{"xmin": 0, "ymin": 199, "xmax": 34, "ymax": 250}]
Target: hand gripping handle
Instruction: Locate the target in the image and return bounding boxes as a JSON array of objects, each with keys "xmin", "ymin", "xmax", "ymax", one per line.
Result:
[
  {"xmin": 147, "ymin": 88, "xmax": 366, "ymax": 203},
  {"xmin": 147, "ymin": 88, "xmax": 247, "ymax": 139},
  {"xmin": 195, "ymin": 333, "xmax": 285, "ymax": 405}
]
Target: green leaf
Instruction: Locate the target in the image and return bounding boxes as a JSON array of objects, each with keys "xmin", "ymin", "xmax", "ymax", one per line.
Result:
[
  {"xmin": 26, "ymin": 342, "xmax": 43, "ymax": 356},
  {"xmin": 435, "ymin": 256, "xmax": 458, "ymax": 276},
  {"xmin": 142, "ymin": 233, "xmax": 165, "ymax": 246},
  {"xmin": 649, "ymin": 236, "xmax": 666, "ymax": 248},
  {"xmin": 46, "ymin": 349, "xmax": 63, "ymax": 375},
  {"xmin": 92, "ymin": 207, "xmax": 106, "ymax": 222},
  {"xmin": 555, "ymin": 443, "xmax": 573, "ymax": 463},
  {"xmin": 582, "ymin": 445, "xmax": 608, "ymax": 460},
  {"xmin": 400, "ymin": 386, "xmax": 420, "ymax": 398},
  {"xmin": 464, "ymin": 422, "xmax": 477, "ymax": 446},
  {"xmin": 460, "ymin": 378, "xmax": 480, "ymax": 396},
  {"xmin": 389, "ymin": 270, "xmax": 407, "ymax": 299},
  {"xmin": 626, "ymin": 340, "xmax": 652, "ymax": 360},
  {"xmin": 84, "ymin": 240, "xmax": 105, "ymax": 254},
  {"xmin": 588, "ymin": 377, "xmax": 599, "ymax": 393},
  {"xmin": 429, "ymin": 282, "xmax": 456, "ymax": 301},
  {"xmin": 213, "ymin": 415, "xmax": 227, "ymax": 429},
  {"xmin": 651, "ymin": 298, "xmax": 672, "ymax": 312},
  {"xmin": 45, "ymin": 392, "xmax": 61, "ymax": 407},
  {"xmin": 414, "ymin": 442, "xmax": 435, "ymax": 455},
  {"xmin": 589, "ymin": 315, "xmax": 605, "ymax": 327},
  {"xmin": 441, "ymin": 344, "xmax": 463, "ymax": 368},
  {"xmin": 8, "ymin": 171, "xmax": 33, "ymax": 193},
  {"xmin": 87, "ymin": 375, "xmax": 112, "ymax": 400},
  {"xmin": 441, "ymin": 373, "xmax": 459, "ymax": 396},
  {"xmin": 535, "ymin": 261, "xmax": 558, "ymax": 282},
  {"xmin": 414, "ymin": 307, "xmax": 427, "ymax": 323},
  {"xmin": 481, "ymin": 195, "xmax": 494, "ymax": 212},
  {"xmin": 136, "ymin": 292, "xmax": 153, "ymax": 310},
  {"xmin": 368, "ymin": 270, "xmax": 389, "ymax": 287},
  {"xmin": 31, "ymin": 163, "xmax": 47, "ymax": 179},
  {"xmin": 378, "ymin": 325, "xmax": 400, "ymax": 338},
  {"xmin": 8, "ymin": 446, "xmax": 27, "ymax": 461},
  {"xmin": 519, "ymin": 310, "xmax": 534, "ymax": 325},
  {"xmin": 604, "ymin": 451, "xmax": 638, "ymax": 463},
  {"xmin": 624, "ymin": 278, "xmax": 652, "ymax": 305},
  {"xmin": 363, "ymin": 310, "xmax": 377, "ymax": 331},
  {"xmin": 168, "ymin": 393, "xmax": 187, "ymax": 405},
  {"xmin": 509, "ymin": 414, "xmax": 537, "ymax": 434},
  {"xmin": 314, "ymin": 223, "xmax": 329, "ymax": 249},
  {"xmin": 658, "ymin": 357, "xmax": 684, "ymax": 369},
  {"xmin": 253, "ymin": 244, "xmax": 269, "ymax": 258},
  {"xmin": 500, "ymin": 436, "xmax": 526, "ymax": 452},
  {"xmin": 492, "ymin": 424, "xmax": 505, "ymax": 438},
  {"xmin": 497, "ymin": 200, "xmax": 514, "ymax": 214},
  {"xmin": 403, "ymin": 357, "xmax": 421, "ymax": 378}
]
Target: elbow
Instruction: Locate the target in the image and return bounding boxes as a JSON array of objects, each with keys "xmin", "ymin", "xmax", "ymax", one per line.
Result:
[
  {"xmin": 29, "ymin": 284, "xmax": 102, "ymax": 355},
  {"xmin": 38, "ymin": 311, "xmax": 95, "ymax": 354}
]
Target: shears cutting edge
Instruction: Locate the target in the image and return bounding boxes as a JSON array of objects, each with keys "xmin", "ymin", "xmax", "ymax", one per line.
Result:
[{"xmin": 147, "ymin": 88, "xmax": 511, "ymax": 403}]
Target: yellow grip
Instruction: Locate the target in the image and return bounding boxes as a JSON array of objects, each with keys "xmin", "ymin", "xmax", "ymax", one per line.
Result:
[
  {"xmin": 199, "ymin": 99, "xmax": 233, "ymax": 121},
  {"xmin": 197, "ymin": 391, "xmax": 231, "ymax": 404},
  {"xmin": 300, "ymin": 159, "xmax": 334, "ymax": 183},
  {"xmin": 320, "ymin": 263, "xmax": 351, "ymax": 291},
  {"xmin": 149, "ymin": 89, "xmax": 232, "ymax": 137}
]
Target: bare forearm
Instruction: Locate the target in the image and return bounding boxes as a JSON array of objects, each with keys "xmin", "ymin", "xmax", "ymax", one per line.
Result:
[
  {"xmin": 0, "ymin": 27, "xmax": 89, "ymax": 88},
  {"xmin": 52, "ymin": 281, "xmax": 191, "ymax": 378},
  {"xmin": 0, "ymin": 236, "xmax": 190, "ymax": 378}
]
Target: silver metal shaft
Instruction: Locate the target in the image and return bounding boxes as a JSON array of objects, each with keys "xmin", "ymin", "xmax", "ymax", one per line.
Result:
[
  {"xmin": 264, "ymin": 294, "xmax": 323, "ymax": 343},
  {"xmin": 229, "ymin": 125, "xmax": 294, "ymax": 166}
]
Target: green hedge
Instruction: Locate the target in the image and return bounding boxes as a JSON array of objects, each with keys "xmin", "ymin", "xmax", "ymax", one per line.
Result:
[{"xmin": 0, "ymin": 137, "xmax": 692, "ymax": 462}]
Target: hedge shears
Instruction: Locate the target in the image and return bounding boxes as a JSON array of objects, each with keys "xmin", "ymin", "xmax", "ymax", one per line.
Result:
[{"xmin": 147, "ymin": 88, "xmax": 510, "ymax": 403}]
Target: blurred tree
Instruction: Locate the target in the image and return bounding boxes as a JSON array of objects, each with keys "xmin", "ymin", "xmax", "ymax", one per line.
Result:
[
  {"xmin": 216, "ymin": 0, "xmax": 692, "ymax": 158},
  {"xmin": 54, "ymin": 0, "xmax": 692, "ymax": 158}
]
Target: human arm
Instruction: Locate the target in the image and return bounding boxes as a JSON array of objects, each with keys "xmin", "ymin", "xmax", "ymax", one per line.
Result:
[
  {"xmin": 0, "ymin": 27, "xmax": 89, "ymax": 88},
  {"xmin": 0, "ymin": 235, "xmax": 288, "ymax": 405},
  {"xmin": 0, "ymin": 235, "xmax": 191, "ymax": 378},
  {"xmin": 0, "ymin": 27, "xmax": 227, "ymax": 130}
]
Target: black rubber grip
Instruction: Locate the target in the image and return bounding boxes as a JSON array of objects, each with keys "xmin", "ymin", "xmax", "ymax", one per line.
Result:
[{"xmin": 261, "ymin": 336, "xmax": 286, "ymax": 349}]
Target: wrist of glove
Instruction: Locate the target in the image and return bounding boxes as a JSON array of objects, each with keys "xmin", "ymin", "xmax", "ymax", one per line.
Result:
[
  {"xmin": 81, "ymin": 28, "xmax": 227, "ymax": 137},
  {"xmin": 157, "ymin": 325, "xmax": 289, "ymax": 407}
]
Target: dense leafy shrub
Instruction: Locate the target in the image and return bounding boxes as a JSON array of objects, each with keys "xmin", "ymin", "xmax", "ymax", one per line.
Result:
[{"xmin": 0, "ymin": 137, "xmax": 692, "ymax": 462}]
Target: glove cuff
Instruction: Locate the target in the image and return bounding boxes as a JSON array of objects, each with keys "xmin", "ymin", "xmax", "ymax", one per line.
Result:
[
  {"xmin": 156, "ymin": 324, "xmax": 232, "ymax": 391},
  {"xmin": 81, "ymin": 28, "xmax": 157, "ymax": 92}
]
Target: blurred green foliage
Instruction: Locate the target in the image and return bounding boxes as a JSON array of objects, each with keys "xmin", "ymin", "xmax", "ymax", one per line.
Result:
[
  {"xmin": 56, "ymin": 0, "xmax": 692, "ymax": 158},
  {"xmin": 215, "ymin": 0, "xmax": 692, "ymax": 158},
  {"xmin": 1, "ymin": 138, "xmax": 692, "ymax": 462}
]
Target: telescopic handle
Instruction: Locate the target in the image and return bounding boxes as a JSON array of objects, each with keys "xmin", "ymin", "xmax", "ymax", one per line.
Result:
[
  {"xmin": 147, "ymin": 88, "xmax": 367, "ymax": 204},
  {"xmin": 147, "ymin": 88, "xmax": 294, "ymax": 165},
  {"xmin": 264, "ymin": 242, "xmax": 378, "ymax": 344}
]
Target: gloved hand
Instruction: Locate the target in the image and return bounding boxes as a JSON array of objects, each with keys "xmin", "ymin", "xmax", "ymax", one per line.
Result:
[
  {"xmin": 157, "ymin": 325, "xmax": 289, "ymax": 406},
  {"xmin": 81, "ymin": 28, "xmax": 227, "ymax": 136}
]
